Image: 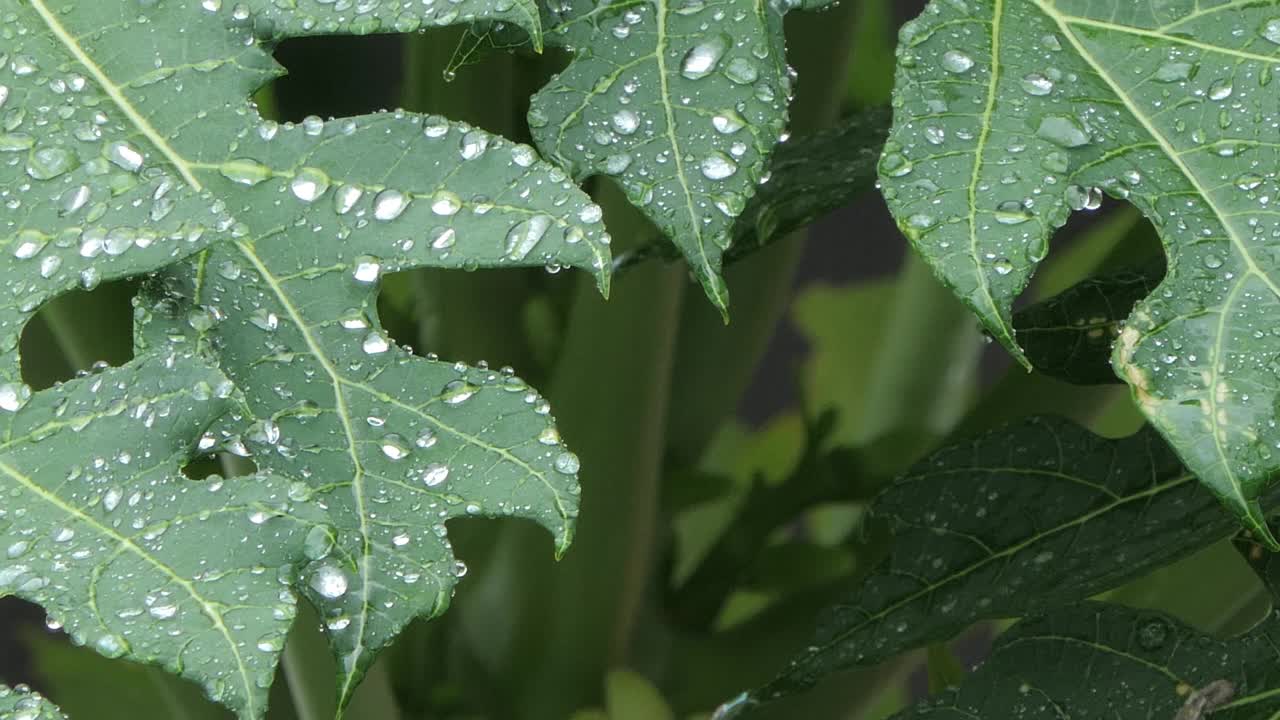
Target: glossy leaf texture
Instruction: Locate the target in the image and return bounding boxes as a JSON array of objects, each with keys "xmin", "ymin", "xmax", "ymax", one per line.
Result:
[
  {"xmin": 614, "ymin": 107, "xmax": 889, "ymax": 272},
  {"xmin": 719, "ymin": 416, "xmax": 1279, "ymax": 716},
  {"xmin": 1013, "ymin": 261, "xmax": 1162, "ymax": 384},
  {"xmin": 879, "ymin": 0, "xmax": 1280, "ymax": 543},
  {"xmin": 0, "ymin": 685, "xmax": 66, "ymax": 720},
  {"xmin": 0, "ymin": 353, "xmax": 324, "ymax": 720},
  {"xmin": 528, "ymin": 0, "xmax": 810, "ymax": 311},
  {"xmin": 4, "ymin": 0, "xmax": 607, "ymax": 711},
  {"xmin": 888, "ymin": 602, "xmax": 1280, "ymax": 720}
]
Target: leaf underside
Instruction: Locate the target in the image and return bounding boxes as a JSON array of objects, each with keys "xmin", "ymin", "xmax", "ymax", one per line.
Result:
[
  {"xmin": 3, "ymin": 0, "xmax": 614, "ymax": 713},
  {"xmin": 880, "ymin": 0, "xmax": 1280, "ymax": 543},
  {"xmin": 737, "ymin": 417, "xmax": 1277, "ymax": 710}
]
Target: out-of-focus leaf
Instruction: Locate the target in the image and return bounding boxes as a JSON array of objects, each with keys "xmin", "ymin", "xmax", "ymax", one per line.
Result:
[
  {"xmin": 1014, "ymin": 262, "xmax": 1162, "ymax": 384},
  {"xmin": 720, "ymin": 417, "xmax": 1278, "ymax": 715},
  {"xmin": 606, "ymin": 670, "xmax": 676, "ymax": 720}
]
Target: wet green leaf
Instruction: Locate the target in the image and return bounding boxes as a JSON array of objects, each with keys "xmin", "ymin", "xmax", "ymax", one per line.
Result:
[
  {"xmin": 5, "ymin": 0, "xmax": 590, "ymax": 713},
  {"xmin": 529, "ymin": 0, "xmax": 810, "ymax": 311},
  {"xmin": 0, "ymin": 685, "xmax": 65, "ymax": 720},
  {"xmin": 888, "ymin": 602, "xmax": 1280, "ymax": 720},
  {"xmin": 880, "ymin": 0, "xmax": 1280, "ymax": 543},
  {"xmin": 724, "ymin": 417, "xmax": 1277, "ymax": 713},
  {"xmin": 0, "ymin": 353, "xmax": 323, "ymax": 720},
  {"xmin": 1013, "ymin": 262, "xmax": 1162, "ymax": 385}
]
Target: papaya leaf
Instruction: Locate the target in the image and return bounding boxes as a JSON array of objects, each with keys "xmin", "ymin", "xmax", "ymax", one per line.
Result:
[
  {"xmin": 529, "ymin": 0, "xmax": 818, "ymax": 311},
  {"xmin": 0, "ymin": 353, "xmax": 324, "ymax": 720},
  {"xmin": 887, "ymin": 602, "xmax": 1280, "ymax": 720},
  {"xmin": 612, "ymin": 107, "xmax": 890, "ymax": 272},
  {"xmin": 1013, "ymin": 261, "xmax": 1162, "ymax": 385},
  {"xmin": 5, "ymin": 0, "xmax": 607, "ymax": 711},
  {"xmin": 0, "ymin": 685, "xmax": 65, "ymax": 720},
  {"xmin": 719, "ymin": 416, "xmax": 1278, "ymax": 715},
  {"xmin": 879, "ymin": 0, "xmax": 1280, "ymax": 544}
]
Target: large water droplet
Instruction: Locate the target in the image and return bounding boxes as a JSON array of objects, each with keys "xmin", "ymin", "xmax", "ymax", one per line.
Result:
[
  {"xmin": 309, "ymin": 563, "xmax": 349, "ymax": 599},
  {"xmin": 106, "ymin": 141, "xmax": 143, "ymax": 172},
  {"xmin": 27, "ymin": 146, "xmax": 77, "ymax": 180},
  {"xmin": 700, "ymin": 152, "xmax": 738, "ymax": 180},
  {"xmin": 422, "ymin": 463, "xmax": 450, "ymax": 487},
  {"xmin": 941, "ymin": 50, "xmax": 974, "ymax": 74},
  {"xmin": 1035, "ymin": 115, "xmax": 1089, "ymax": 148},
  {"xmin": 681, "ymin": 34, "xmax": 731, "ymax": 79},
  {"xmin": 220, "ymin": 158, "xmax": 272, "ymax": 186},
  {"xmin": 373, "ymin": 189, "xmax": 409, "ymax": 221},
  {"xmin": 290, "ymin": 166, "xmax": 331, "ymax": 202},
  {"xmin": 505, "ymin": 215, "xmax": 553, "ymax": 260}
]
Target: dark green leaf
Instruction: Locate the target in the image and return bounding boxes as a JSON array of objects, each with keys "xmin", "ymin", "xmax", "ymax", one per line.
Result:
[
  {"xmin": 1013, "ymin": 261, "xmax": 1162, "ymax": 384},
  {"xmin": 879, "ymin": 0, "xmax": 1280, "ymax": 542},
  {"xmin": 724, "ymin": 417, "xmax": 1277, "ymax": 713},
  {"xmin": 888, "ymin": 602, "xmax": 1280, "ymax": 720}
]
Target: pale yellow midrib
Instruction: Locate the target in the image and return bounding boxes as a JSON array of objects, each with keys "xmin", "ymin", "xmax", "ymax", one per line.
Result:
[
  {"xmin": 0, "ymin": 458, "xmax": 257, "ymax": 716},
  {"xmin": 29, "ymin": 0, "xmax": 204, "ymax": 191}
]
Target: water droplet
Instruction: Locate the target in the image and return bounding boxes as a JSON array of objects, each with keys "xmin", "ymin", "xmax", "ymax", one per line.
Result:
[
  {"xmin": 993, "ymin": 258, "xmax": 1014, "ymax": 275},
  {"xmin": 27, "ymin": 146, "xmax": 77, "ymax": 180},
  {"xmin": 290, "ymin": 167, "xmax": 330, "ymax": 202},
  {"xmin": 373, "ymin": 189, "xmax": 409, "ymax": 221},
  {"xmin": 1236, "ymin": 173, "xmax": 1264, "ymax": 190},
  {"xmin": 431, "ymin": 190, "xmax": 461, "ymax": 216},
  {"xmin": 1036, "ymin": 115, "xmax": 1090, "ymax": 148},
  {"xmin": 303, "ymin": 526, "xmax": 334, "ymax": 561},
  {"xmin": 700, "ymin": 152, "xmax": 738, "ymax": 180},
  {"xmin": 442, "ymin": 380, "xmax": 477, "ymax": 405},
  {"xmin": 506, "ymin": 215, "xmax": 553, "ymax": 260},
  {"xmin": 1208, "ymin": 78, "xmax": 1233, "ymax": 100},
  {"xmin": 611, "ymin": 109, "xmax": 640, "ymax": 135},
  {"xmin": 422, "ymin": 463, "xmax": 450, "ymax": 487},
  {"xmin": 352, "ymin": 256, "xmax": 381, "ymax": 283},
  {"xmin": 459, "ymin": 130, "xmax": 489, "ymax": 160},
  {"xmin": 1154, "ymin": 61, "xmax": 1195, "ymax": 83},
  {"xmin": 380, "ymin": 434, "xmax": 410, "ymax": 459},
  {"xmin": 1262, "ymin": 18, "xmax": 1280, "ymax": 44},
  {"xmin": 1137, "ymin": 619, "xmax": 1169, "ymax": 650},
  {"xmin": 219, "ymin": 158, "xmax": 272, "ymax": 186},
  {"xmin": 334, "ymin": 185, "xmax": 363, "ymax": 215},
  {"xmin": 994, "ymin": 200, "xmax": 1031, "ymax": 225},
  {"xmin": 554, "ymin": 452, "xmax": 580, "ymax": 474},
  {"xmin": 310, "ymin": 563, "xmax": 349, "ymax": 599},
  {"xmin": 1203, "ymin": 254, "xmax": 1224, "ymax": 269},
  {"xmin": 0, "ymin": 383, "xmax": 31, "ymax": 412},
  {"xmin": 941, "ymin": 50, "xmax": 974, "ymax": 74},
  {"xmin": 95, "ymin": 634, "xmax": 129, "ymax": 659},
  {"xmin": 723, "ymin": 57, "xmax": 758, "ymax": 85},
  {"xmin": 1020, "ymin": 72, "xmax": 1054, "ymax": 96},
  {"xmin": 712, "ymin": 109, "xmax": 746, "ymax": 134},
  {"xmin": 362, "ymin": 331, "xmax": 391, "ymax": 354},
  {"xmin": 106, "ymin": 141, "xmax": 143, "ymax": 172},
  {"xmin": 681, "ymin": 34, "xmax": 731, "ymax": 79}
]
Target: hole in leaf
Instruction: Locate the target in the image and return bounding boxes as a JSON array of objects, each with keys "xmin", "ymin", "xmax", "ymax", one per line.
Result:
[
  {"xmin": 20, "ymin": 280, "xmax": 135, "ymax": 391},
  {"xmin": 182, "ymin": 452, "xmax": 258, "ymax": 482},
  {"xmin": 266, "ymin": 35, "xmax": 405, "ymax": 122}
]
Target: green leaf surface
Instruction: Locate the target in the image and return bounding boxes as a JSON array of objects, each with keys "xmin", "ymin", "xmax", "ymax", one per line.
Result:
[
  {"xmin": 0, "ymin": 353, "xmax": 322, "ymax": 720},
  {"xmin": 887, "ymin": 602, "xmax": 1280, "ymax": 720},
  {"xmin": 613, "ymin": 107, "xmax": 889, "ymax": 272},
  {"xmin": 7, "ymin": 0, "xmax": 608, "ymax": 709},
  {"xmin": 0, "ymin": 685, "xmax": 66, "ymax": 720},
  {"xmin": 1013, "ymin": 261, "xmax": 1162, "ymax": 384},
  {"xmin": 529, "ymin": 0, "xmax": 802, "ymax": 310},
  {"xmin": 727, "ymin": 416, "xmax": 1278, "ymax": 713},
  {"xmin": 879, "ymin": 0, "xmax": 1280, "ymax": 543}
]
